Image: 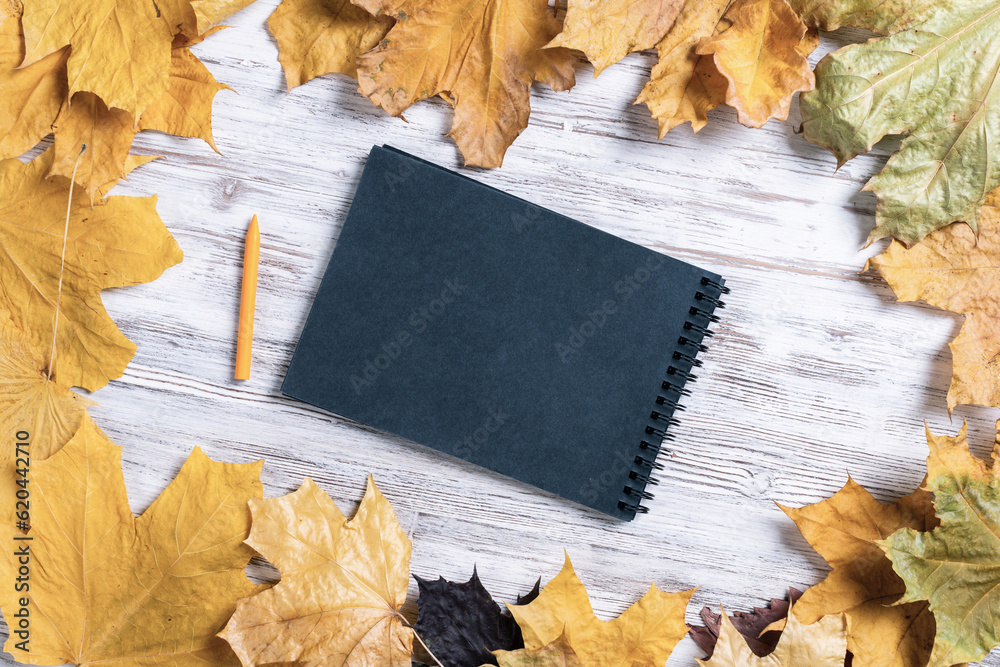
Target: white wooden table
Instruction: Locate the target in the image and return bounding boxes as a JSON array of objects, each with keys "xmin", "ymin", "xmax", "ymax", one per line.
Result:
[{"xmin": 10, "ymin": 3, "xmax": 999, "ymax": 664}]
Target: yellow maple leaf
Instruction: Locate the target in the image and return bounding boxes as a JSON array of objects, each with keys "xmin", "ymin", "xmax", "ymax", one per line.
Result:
[
  {"xmin": 780, "ymin": 479, "xmax": 938, "ymax": 667},
  {"xmin": 547, "ymin": 0, "xmax": 684, "ymax": 77},
  {"xmin": 0, "ymin": 310, "xmax": 90, "ymax": 462},
  {"xmin": 3, "ymin": 2, "xmax": 233, "ymax": 194},
  {"xmin": 219, "ymin": 475, "xmax": 415, "ymax": 666},
  {"xmin": 138, "ymin": 44, "xmax": 232, "ymax": 150},
  {"xmin": 699, "ymin": 606, "xmax": 847, "ymax": 667},
  {"xmin": 0, "ymin": 0, "xmax": 67, "ymax": 159},
  {"xmin": 49, "ymin": 43, "xmax": 228, "ymax": 200},
  {"xmin": 191, "ymin": 0, "xmax": 256, "ymax": 34},
  {"xmin": 49, "ymin": 92, "xmax": 138, "ymax": 202},
  {"xmin": 0, "ymin": 148, "xmax": 183, "ymax": 392},
  {"xmin": 0, "ymin": 153, "xmax": 152, "ymax": 466},
  {"xmin": 155, "ymin": 0, "xmax": 201, "ymax": 38},
  {"xmin": 353, "ymin": 0, "xmax": 576, "ymax": 168},
  {"xmin": 634, "ymin": 0, "xmax": 733, "ymax": 137},
  {"xmin": 19, "ymin": 0, "xmax": 174, "ymax": 118},
  {"xmin": 868, "ymin": 189, "xmax": 1000, "ymax": 411},
  {"xmin": 507, "ymin": 553, "xmax": 694, "ymax": 666},
  {"xmin": 268, "ymin": 0, "xmax": 393, "ymax": 89},
  {"xmin": 494, "ymin": 633, "xmax": 581, "ymax": 667},
  {"xmin": 0, "ymin": 413, "xmax": 262, "ymax": 666},
  {"xmin": 696, "ymin": 0, "xmax": 815, "ymax": 128}
]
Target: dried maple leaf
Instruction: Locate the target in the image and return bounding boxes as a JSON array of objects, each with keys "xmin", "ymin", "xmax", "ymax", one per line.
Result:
[
  {"xmin": 0, "ymin": 149, "xmax": 183, "ymax": 392},
  {"xmin": 800, "ymin": 0, "xmax": 1000, "ymax": 245},
  {"xmin": 690, "ymin": 589, "xmax": 803, "ymax": 658},
  {"xmin": 786, "ymin": 0, "xmax": 910, "ymax": 33},
  {"xmin": 353, "ymin": 0, "xmax": 576, "ymax": 168},
  {"xmin": 191, "ymin": 0, "xmax": 257, "ymax": 34},
  {"xmin": 0, "ymin": 412, "xmax": 262, "ymax": 665},
  {"xmin": 695, "ymin": 0, "xmax": 816, "ymax": 128},
  {"xmin": 634, "ymin": 0, "xmax": 733, "ymax": 137},
  {"xmin": 494, "ymin": 633, "xmax": 581, "ymax": 667},
  {"xmin": 50, "ymin": 40, "xmax": 230, "ymax": 201},
  {"xmin": 267, "ymin": 0, "xmax": 393, "ymax": 89},
  {"xmin": 506, "ymin": 553, "xmax": 694, "ymax": 666},
  {"xmin": 868, "ymin": 193, "xmax": 1000, "ymax": 411},
  {"xmin": 49, "ymin": 92, "xmax": 138, "ymax": 202},
  {"xmin": 0, "ymin": 0, "xmax": 66, "ymax": 158},
  {"xmin": 220, "ymin": 475, "xmax": 415, "ymax": 666},
  {"xmin": 138, "ymin": 44, "xmax": 232, "ymax": 151},
  {"xmin": 415, "ymin": 569, "xmax": 539, "ymax": 666},
  {"xmin": 546, "ymin": 0, "xmax": 684, "ymax": 76},
  {"xmin": 0, "ymin": 310, "xmax": 90, "ymax": 462},
  {"xmin": 880, "ymin": 421, "xmax": 1000, "ymax": 667},
  {"xmin": 19, "ymin": 0, "xmax": 173, "ymax": 118},
  {"xmin": 781, "ymin": 479, "xmax": 937, "ymax": 667},
  {"xmin": 698, "ymin": 606, "xmax": 848, "ymax": 667},
  {"xmin": 2, "ymin": 3, "xmax": 236, "ymax": 197}
]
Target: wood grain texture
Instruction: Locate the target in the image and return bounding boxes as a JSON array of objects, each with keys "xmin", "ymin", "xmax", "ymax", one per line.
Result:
[{"xmin": 5, "ymin": 3, "xmax": 1000, "ymax": 665}]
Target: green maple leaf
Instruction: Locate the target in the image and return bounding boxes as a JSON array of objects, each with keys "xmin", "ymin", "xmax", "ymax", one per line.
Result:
[
  {"xmin": 880, "ymin": 422, "xmax": 1000, "ymax": 667},
  {"xmin": 799, "ymin": 0, "xmax": 1000, "ymax": 245}
]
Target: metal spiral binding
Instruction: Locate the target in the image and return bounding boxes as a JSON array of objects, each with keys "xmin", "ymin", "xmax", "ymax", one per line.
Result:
[
  {"xmin": 677, "ymin": 337, "xmax": 709, "ymax": 353},
  {"xmin": 655, "ymin": 395, "xmax": 686, "ymax": 409},
  {"xmin": 683, "ymin": 321, "xmax": 714, "ymax": 337},
  {"xmin": 673, "ymin": 351, "xmax": 703, "ymax": 367},
  {"xmin": 701, "ymin": 276, "xmax": 731, "ymax": 294},
  {"xmin": 667, "ymin": 366, "xmax": 698, "ymax": 382},
  {"xmin": 619, "ymin": 275, "xmax": 729, "ymax": 517},
  {"xmin": 634, "ymin": 455, "xmax": 665, "ymax": 471},
  {"xmin": 689, "ymin": 306, "xmax": 721, "ymax": 322},
  {"xmin": 661, "ymin": 380, "xmax": 692, "ymax": 396}
]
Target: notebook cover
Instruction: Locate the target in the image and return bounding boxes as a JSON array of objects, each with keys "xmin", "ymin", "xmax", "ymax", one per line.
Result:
[{"xmin": 282, "ymin": 145, "xmax": 726, "ymax": 520}]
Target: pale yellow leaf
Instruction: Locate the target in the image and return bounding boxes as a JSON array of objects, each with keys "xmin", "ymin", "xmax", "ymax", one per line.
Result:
[{"xmin": 220, "ymin": 476, "xmax": 414, "ymax": 666}]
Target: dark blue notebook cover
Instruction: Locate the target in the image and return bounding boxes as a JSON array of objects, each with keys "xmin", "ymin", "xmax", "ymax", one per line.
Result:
[{"xmin": 282, "ymin": 145, "xmax": 727, "ymax": 520}]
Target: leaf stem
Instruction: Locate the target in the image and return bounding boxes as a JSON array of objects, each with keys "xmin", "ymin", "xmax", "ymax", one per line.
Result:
[
  {"xmin": 47, "ymin": 143, "xmax": 87, "ymax": 382},
  {"xmin": 399, "ymin": 615, "xmax": 444, "ymax": 667}
]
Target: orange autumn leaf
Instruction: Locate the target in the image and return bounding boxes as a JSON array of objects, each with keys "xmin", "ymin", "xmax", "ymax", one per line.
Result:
[
  {"xmin": 267, "ymin": 0, "xmax": 393, "ymax": 89},
  {"xmin": 0, "ymin": 414, "xmax": 262, "ymax": 666},
  {"xmin": 696, "ymin": 0, "xmax": 815, "ymax": 128},
  {"xmin": 353, "ymin": 0, "xmax": 576, "ymax": 168},
  {"xmin": 0, "ymin": 149, "xmax": 182, "ymax": 391},
  {"xmin": 634, "ymin": 0, "xmax": 733, "ymax": 137},
  {"xmin": 220, "ymin": 476, "xmax": 414, "ymax": 666},
  {"xmin": 547, "ymin": 0, "xmax": 684, "ymax": 76},
  {"xmin": 780, "ymin": 479, "xmax": 938, "ymax": 667},
  {"xmin": 869, "ymin": 190, "xmax": 1000, "ymax": 411}
]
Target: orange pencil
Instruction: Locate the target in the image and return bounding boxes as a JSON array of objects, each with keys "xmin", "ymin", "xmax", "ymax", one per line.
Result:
[{"xmin": 235, "ymin": 215, "xmax": 260, "ymax": 380}]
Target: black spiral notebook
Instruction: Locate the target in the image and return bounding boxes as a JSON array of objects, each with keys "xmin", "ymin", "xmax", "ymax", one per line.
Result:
[{"xmin": 282, "ymin": 145, "xmax": 728, "ymax": 520}]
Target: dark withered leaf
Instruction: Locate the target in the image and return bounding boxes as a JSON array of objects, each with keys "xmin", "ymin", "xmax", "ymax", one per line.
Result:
[{"xmin": 415, "ymin": 568, "xmax": 540, "ymax": 666}]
